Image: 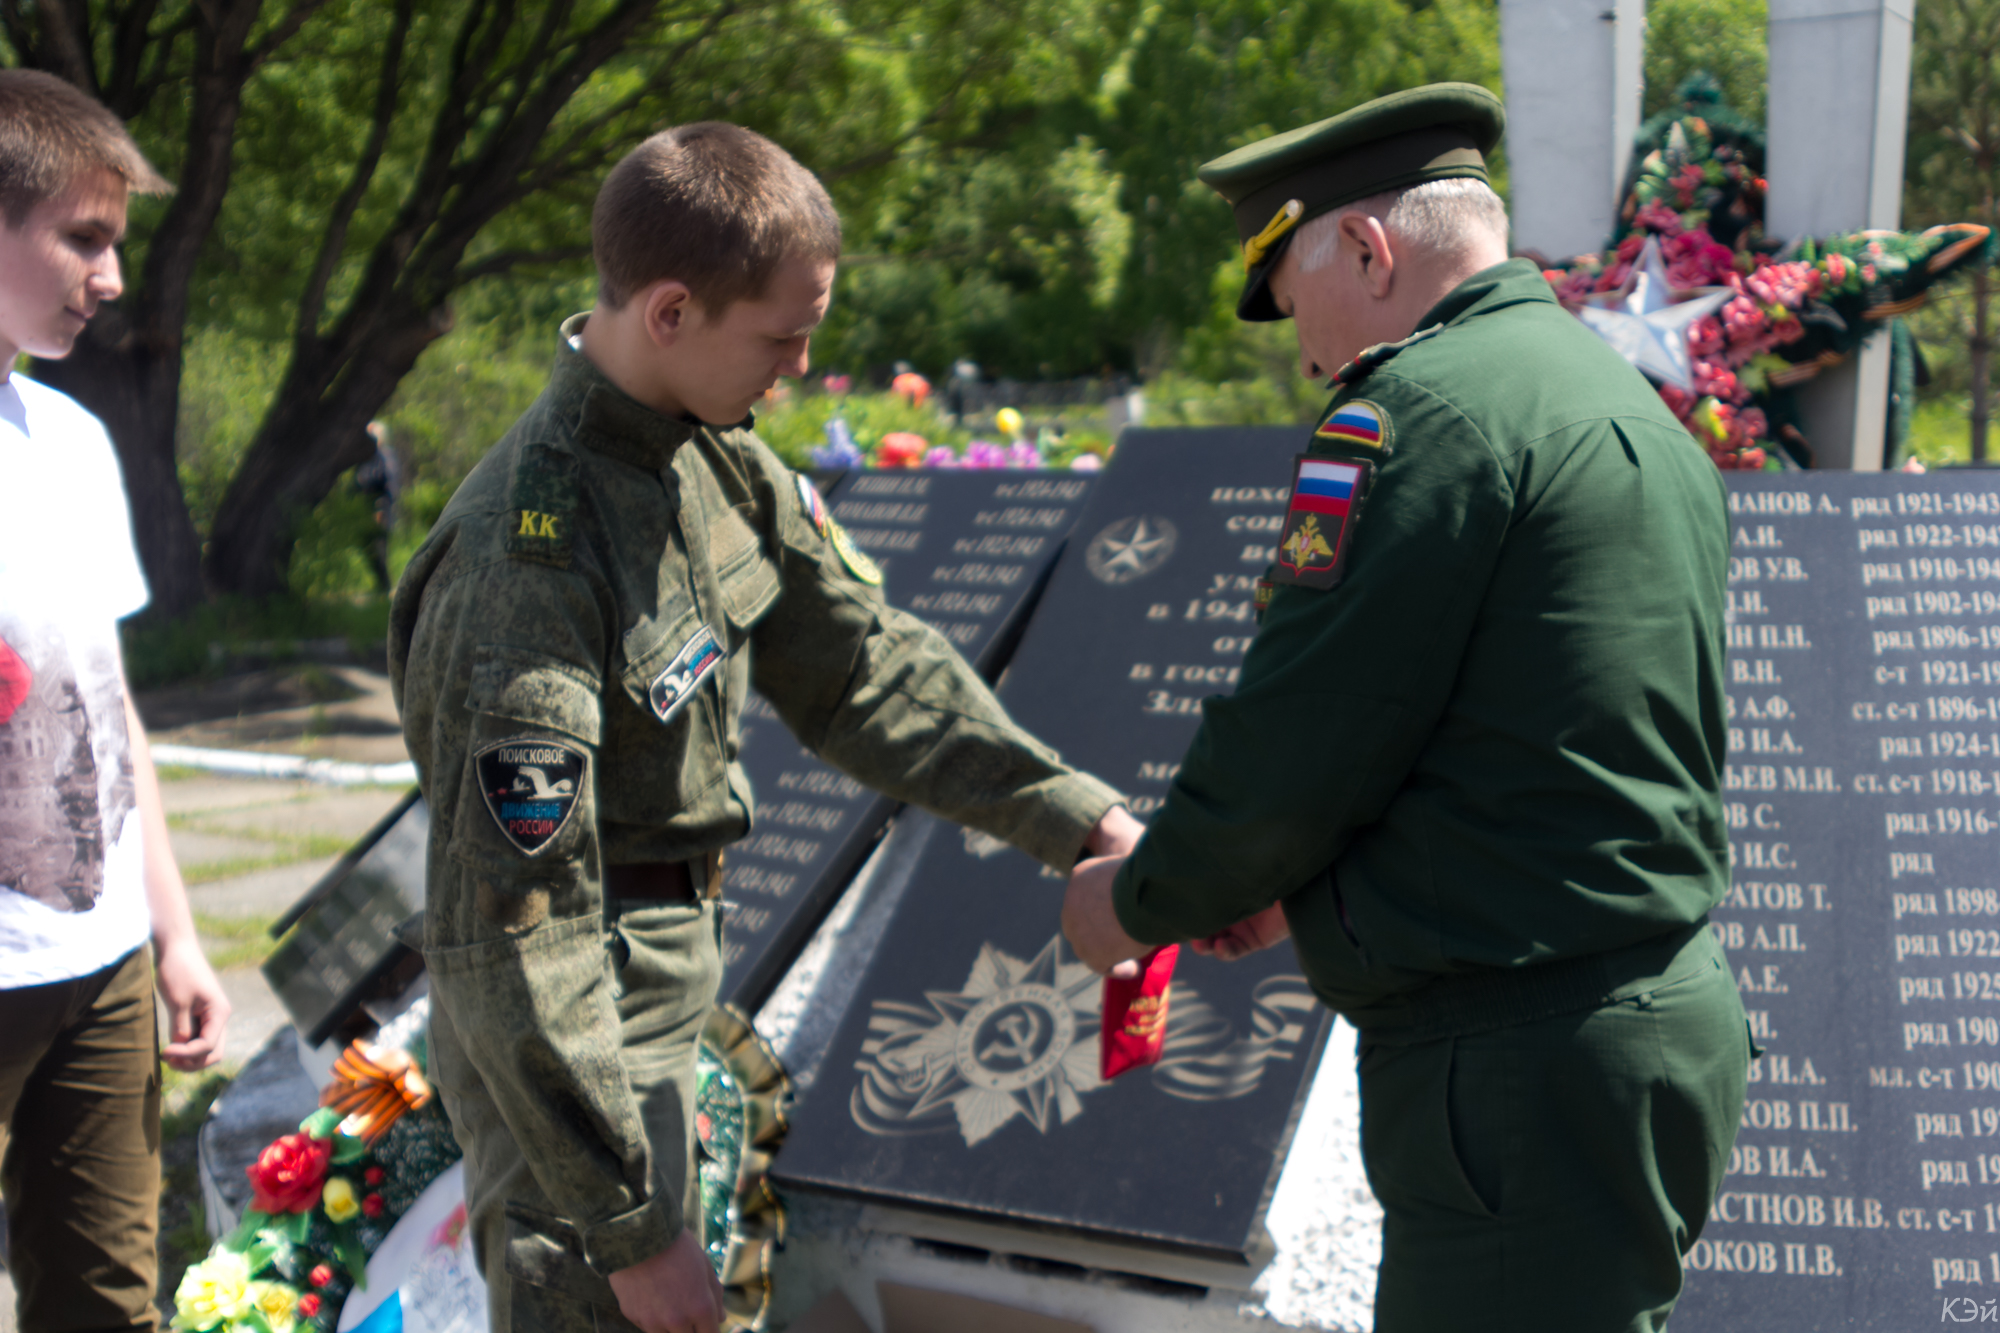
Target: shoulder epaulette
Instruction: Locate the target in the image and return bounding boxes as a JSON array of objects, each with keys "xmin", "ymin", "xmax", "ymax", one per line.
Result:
[
  {"xmin": 1330, "ymin": 321, "xmax": 1446, "ymax": 387},
  {"xmin": 505, "ymin": 442, "xmax": 579, "ymax": 569}
]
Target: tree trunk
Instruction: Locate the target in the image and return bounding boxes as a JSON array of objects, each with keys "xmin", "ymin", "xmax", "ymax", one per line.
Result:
[
  {"xmin": 202, "ymin": 304, "xmax": 451, "ymax": 597},
  {"xmin": 30, "ymin": 319, "xmax": 206, "ymax": 619}
]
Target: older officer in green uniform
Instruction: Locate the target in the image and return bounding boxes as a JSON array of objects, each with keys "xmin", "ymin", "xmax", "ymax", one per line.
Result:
[
  {"xmin": 1063, "ymin": 85, "xmax": 1749, "ymax": 1332},
  {"xmin": 395, "ymin": 124, "xmax": 1135, "ymax": 1333}
]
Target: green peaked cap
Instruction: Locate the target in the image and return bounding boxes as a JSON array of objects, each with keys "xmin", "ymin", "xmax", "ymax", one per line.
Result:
[{"xmin": 1198, "ymin": 82, "xmax": 1505, "ymax": 322}]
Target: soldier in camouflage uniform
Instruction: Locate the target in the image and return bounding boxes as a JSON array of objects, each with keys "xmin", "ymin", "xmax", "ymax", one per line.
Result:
[
  {"xmin": 1064, "ymin": 86, "xmax": 1749, "ymax": 1332},
  {"xmin": 391, "ymin": 124, "xmax": 1135, "ymax": 1333}
]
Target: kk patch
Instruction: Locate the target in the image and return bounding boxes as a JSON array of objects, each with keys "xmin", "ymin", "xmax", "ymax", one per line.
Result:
[
  {"xmin": 1314, "ymin": 400, "xmax": 1391, "ymax": 453},
  {"xmin": 648, "ymin": 624, "xmax": 725, "ymax": 725},
  {"xmin": 505, "ymin": 444, "xmax": 579, "ymax": 568},
  {"xmin": 796, "ymin": 472, "xmax": 830, "ymax": 536},
  {"xmin": 1269, "ymin": 454, "xmax": 1371, "ymax": 590},
  {"xmin": 477, "ymin": 739, "xmax": 585, "ymax": 855}
]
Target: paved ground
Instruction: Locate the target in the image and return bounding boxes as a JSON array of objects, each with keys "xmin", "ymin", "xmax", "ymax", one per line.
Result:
[{"xmin": 0, "ymin": 665, "xmax": 412, "ymax": 1324}]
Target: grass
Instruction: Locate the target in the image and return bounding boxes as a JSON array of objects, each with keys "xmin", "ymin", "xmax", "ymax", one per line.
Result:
[
  {"xmin": 192, "ymin": 912, "xmax": 283, "ymax": 970},
  {"xmin": 179, "ymin": 831, "xmax": 350, "ymax": 886},
  {"xmin": 153, "ymin": 765, "xmax": 210, "ymax": 783}
]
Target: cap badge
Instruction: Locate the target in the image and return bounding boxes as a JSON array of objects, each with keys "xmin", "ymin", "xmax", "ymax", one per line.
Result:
[{"xmin": 1243, "ymin": 199, "xmax": 1305, "ymax": 272}]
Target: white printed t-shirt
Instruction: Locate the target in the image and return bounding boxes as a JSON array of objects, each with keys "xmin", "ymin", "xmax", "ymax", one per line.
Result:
[{"xmin": 0, "ymin": 373, "xmax": 152, "ymax": 987}]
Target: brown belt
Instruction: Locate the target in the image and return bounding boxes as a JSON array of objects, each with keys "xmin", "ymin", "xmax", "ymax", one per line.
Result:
[{"xmin": 604, "ymin": 851, "xmax": 724, "ymax": 902}]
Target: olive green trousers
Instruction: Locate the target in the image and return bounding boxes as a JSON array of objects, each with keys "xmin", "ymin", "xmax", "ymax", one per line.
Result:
[
  {"xmin": 0, "ymin": 946, "xmax": 160, "ymax": 1333},
  {"xmin": 438, "ymin": 903, "xmax": 720, "ymax": 1333},
  {"xmin": 1359, "ymin": 929, "xmax": 1750, "ymax": 1333}
]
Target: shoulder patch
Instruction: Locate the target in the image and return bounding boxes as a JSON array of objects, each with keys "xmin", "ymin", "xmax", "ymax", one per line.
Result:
[
  {"xmin": 506, "ymin": 444, "xmax": 579, "ymax": 568},
  {"xmin": 796, "ymin": 472, "xmax": 830, "ymax": 536},
  {"xmin": 477, "ymin": 737, "xmax": 585, "ymax": 855},
  {"xmin": 1314, "ymin": 399, "xmax": 1392, "ymax": 455},
  {"xmin": 647, "ymin": 624, "xmax": 725, "ymax": 725},
  {"xmin": 1267, "ymin": 454, "xmax": 1372, "ymax": 591},
  {"xmin": 828, "ymin": 520, "xmax": 883, "ymax": 585}
]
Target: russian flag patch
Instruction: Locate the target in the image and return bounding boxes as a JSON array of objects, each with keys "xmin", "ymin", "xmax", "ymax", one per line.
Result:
[
  {"xmin": 1269, "ymin": 454, "xmax": 1372, "ymax": 590},
  {"xmin": 1314, "ymin": 399, "xmax": 1389, "ymax": 452}
]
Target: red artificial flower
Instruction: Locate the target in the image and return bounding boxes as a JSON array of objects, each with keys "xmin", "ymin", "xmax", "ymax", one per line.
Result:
[
  {"xmin": 362, "ymin": 1193, "xmax": 385, "ymax": 1218},
  {"xmin": 877, "ymin": 432, "xmax": 927, "ymax": 468},
  {"xmin": 246, "ymin": 1134, "xmax": 333, "ymax": 1214},
  {"xmin": 309, "ymin": 1264, "xmax": 334, "ymax": 1288},
  {"xmin": 363, "ymin": 1166, "xmax": 386, "ymax": 1186},
  {"xmin": 298, "ymin": 1294, "xmax": 323, "ymax": 1319},
  {"xmin": 1740, "ymin": 447, "xmax": 1767, "ymax": 470}
]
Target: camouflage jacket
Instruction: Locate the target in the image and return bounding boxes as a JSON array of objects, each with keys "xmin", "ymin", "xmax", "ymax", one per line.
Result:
[{"xmin": 389, "ymin": 320, "xmax": 1121, "ymax": 1275}]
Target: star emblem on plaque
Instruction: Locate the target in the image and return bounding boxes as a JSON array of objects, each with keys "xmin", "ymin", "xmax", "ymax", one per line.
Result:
[
  {"xmin": 1085, "ymin": 515, "xmax": 1178, "ymax": 584},
  {"xmin": 851, "ymin": 933, "xmax": 1319, "ymax": 1147}
]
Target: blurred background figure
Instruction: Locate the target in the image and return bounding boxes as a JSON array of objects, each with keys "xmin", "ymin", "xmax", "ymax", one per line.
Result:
[{"xmin": 352, "ymin": 421, "xmax": 398, "ymax": 594}]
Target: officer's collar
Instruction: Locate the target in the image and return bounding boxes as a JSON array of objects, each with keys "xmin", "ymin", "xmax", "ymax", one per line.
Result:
[
  {"xmin": 552, "ymin": 314, "xmax": 714, "ymax": 471},
  {"xmin": 1413, "ymin": 257, "xmax": 1557, "ymax": 333}
]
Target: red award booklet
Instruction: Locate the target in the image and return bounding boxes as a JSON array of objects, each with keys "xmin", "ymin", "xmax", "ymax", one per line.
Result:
[{"xmin": 1100, "ymin": 945, "xmax": 1179, "ymax": 1080}]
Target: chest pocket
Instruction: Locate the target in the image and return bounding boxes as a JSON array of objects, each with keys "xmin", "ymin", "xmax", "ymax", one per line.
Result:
[{"xmin": 708, "ymin": 503, "xmax": 780, "ymax": 637}]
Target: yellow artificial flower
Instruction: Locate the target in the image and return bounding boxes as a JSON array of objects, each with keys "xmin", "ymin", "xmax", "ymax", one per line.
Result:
[
  {"xmin": 171, "ymin": 1251, "xmax": 255, "ymax": 1331},
  {"xmin": 322, "ymin": 1175, "xmax": 361, "ymax": 1223},
  {"xmin": 248, "ymin": 1282, "xmax": 300, "ymax": 1333}
]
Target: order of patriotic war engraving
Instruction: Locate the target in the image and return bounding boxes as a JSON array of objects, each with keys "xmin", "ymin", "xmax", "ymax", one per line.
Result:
[
  {"xmin": 475, "ymin": 739, "xmax": 585, "ymax": 855},
  {"xmin": 851, "ymin": 931, "xmax": 1317, "ymax": 1147}
]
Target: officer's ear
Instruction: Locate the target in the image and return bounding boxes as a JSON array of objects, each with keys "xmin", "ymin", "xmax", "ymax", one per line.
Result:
[{"xmin": 1341, "ymin": 212, "xmax": 1396, "ymax": 301}]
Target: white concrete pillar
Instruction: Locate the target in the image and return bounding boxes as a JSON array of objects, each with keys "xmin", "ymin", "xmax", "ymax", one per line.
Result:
[
  {"xmin": 1500, "ymin": 0, "xmax": 1647, "ymax": 262},
  {"xmin": 1766, "ymin": 0, "xmax": 1914, "ymax": 469}
]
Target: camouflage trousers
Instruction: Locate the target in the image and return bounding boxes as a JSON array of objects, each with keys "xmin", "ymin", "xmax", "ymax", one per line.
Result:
[
  {"xmin": 1359, "ymin": 926, "xmax": 1750, "ymax": 1333},
  {"xmin": 434, "ymin": 901, "xmax": 721, "ymax": 1333}
]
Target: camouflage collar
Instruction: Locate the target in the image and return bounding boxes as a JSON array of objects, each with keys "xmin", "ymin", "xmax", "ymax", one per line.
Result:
[{"xmin": 552, "ymin": 314, "xmax": 702, "ymax": 471}]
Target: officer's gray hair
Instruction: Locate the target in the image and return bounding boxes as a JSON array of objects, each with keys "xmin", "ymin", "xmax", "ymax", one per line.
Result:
[{"xmin": 1294, "ymin": 178, "xmax": 1509, "ymax": 274}]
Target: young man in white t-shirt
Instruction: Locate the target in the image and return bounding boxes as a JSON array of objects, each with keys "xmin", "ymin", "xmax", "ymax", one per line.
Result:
[{"xmin": 0, "ymin": 70, "xmax": 231, "ymax": 1330}]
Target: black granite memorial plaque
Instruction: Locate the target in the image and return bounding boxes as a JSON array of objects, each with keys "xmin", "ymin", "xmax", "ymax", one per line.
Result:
[
  {"xmin": 771, "ymin": 430, "xmax": 1332, "ymax": 1266},
  {"xmin": 719, "ymin": 469, "xmax": 1097, "ymax": 1010},
  {"xmin": 1660, "ymin": 470, "xmax": 2000, "ymax": 1328},
  {"xmin": 264, "ymin": 791, "xmax": 428, "ymax": 1046}
]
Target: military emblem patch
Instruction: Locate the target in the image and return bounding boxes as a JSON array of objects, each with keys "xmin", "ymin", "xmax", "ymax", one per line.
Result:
[
  {"xmin": 648, "ymin": 624, "xmax": 725, "ymax": 724},
  {"xmin": 1314, "ymin": 400, "xmax": 1390, "ymax": 453},
  {"xmin": 477, "ymin": 738, "xmax": 585, "ymax": 855},
  {"xmin": 796, "ymin": 473, "xmax": 830, "ymax": 537},
  {"xmin": 1268, "ymin": 455, "xmax": 1371, "ymax": 590},
  {"xmin": 828, "ymin": 521, "xmax": 883, "ymax": 585}
]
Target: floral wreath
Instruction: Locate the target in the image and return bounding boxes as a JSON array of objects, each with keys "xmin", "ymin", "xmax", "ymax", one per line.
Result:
[
  {"xmin": 1541, "ymin": 77, "xmax": 1994, "ymax": 470},
  {"xmin": 177, "ymin": 1005, "xmax": 792, "ymax": 1331}
]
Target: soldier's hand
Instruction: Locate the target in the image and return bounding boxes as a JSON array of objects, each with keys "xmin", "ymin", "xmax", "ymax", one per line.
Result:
[
  {"xmin": 607, "ymin": 1229, "xmax": 725, "ymax": 1333},
  {"xmin": 1062, "ymin": 854, "xmax": 1149, "ymax": 977},
  {"xmin": 1190, "ymin": 903, "xmax": 1291, "ymax": 962},
  {"xmin": 1081, "ymin": 804, "xmax": 1146, "ymax": 861}
]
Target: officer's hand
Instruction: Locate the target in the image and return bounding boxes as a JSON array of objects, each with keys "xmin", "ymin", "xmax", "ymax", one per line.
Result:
[
  {"xmin": 1190, "ymin": 903, "xmax": 1291, "ymax": 962},
  {"xmin": 607, "ymin": 1229, "xmax": 725, "ymax": 1333},
  {"xmin": 1081, "ymin": 805, "xmax": 1145, "ymax": 861},
  {"xmin": 1062, "ymin": 854, "xmax": 1149, "ymax": 977}
]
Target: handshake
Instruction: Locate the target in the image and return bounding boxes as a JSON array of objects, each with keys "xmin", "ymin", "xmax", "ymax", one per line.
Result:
[{"xmin": 1061, "ymin": 805, "xmax": 1291, "ymax": 977}]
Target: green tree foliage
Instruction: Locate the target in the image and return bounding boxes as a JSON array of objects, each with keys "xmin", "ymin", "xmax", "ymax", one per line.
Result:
[
  {"xmin": 1906, "ymin": 0, "xmax": 2000, "ymax": 461},
  {"xmin": 1642, "ymin": 0, "xmax": 1767, "ymax": 124},
  {"xmin": 815, "ymin": 0, "xmax": 1499, "ymax": 381}
]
